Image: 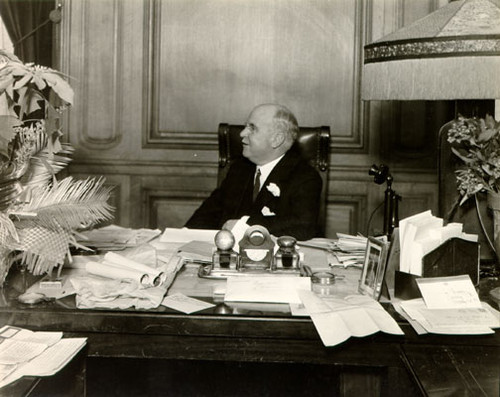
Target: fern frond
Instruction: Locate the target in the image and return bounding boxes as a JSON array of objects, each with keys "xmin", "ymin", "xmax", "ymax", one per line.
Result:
[
  {"xmin": 12, "ymin": 226, "xmax": 70, "ymax": 275},
  {"xmin": 17, "ymin": 176, "xmax": 114, "ymax": 231},
  {"xmin": 29, "ymin": 201, "xmax": 114, "ymax": 231},
  {"xmin": 0, "ymin": 212, "xmax": 18, "ymax": 244}
]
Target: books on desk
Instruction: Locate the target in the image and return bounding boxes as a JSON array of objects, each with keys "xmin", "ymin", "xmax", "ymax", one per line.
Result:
[{"xmin": 0, "ymin": 325, "xmax": 87, "ymax": 388}]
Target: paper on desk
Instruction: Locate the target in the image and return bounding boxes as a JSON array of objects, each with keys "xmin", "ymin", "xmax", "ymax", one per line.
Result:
[
  {"xmin": 161, "ymin": 293, "xmax": 215, "ymax": 314},
  {"xmin": 0, "ymin": 336, "xmax": 87, "ymax": 388},
  {"xmin": 298, "ymin": 291, "xmax": 404, "ymax": 347},
  {"xmin": 76, "ymin": 225, "xmax": 161, "ymax": 249},
  {"xmin": 224, "ymin": 276, "xmax": 311, "ymax": 304},
  {"xmin": 177, "ymin": 240, "xmax": 214, "ymax": 263},
  {"xmin": 104, "ymin": 252, "xmax": 167, "ymax": 284},
  {"xmin": 416, "ymin": 275, "xmax": 481, "ymax": 309},
  {"xmin": 85, "ymin": 261, "xmax": 149, "ymax": 285},
  {"xmin": 0, "ymin": 326, "xmax": 62, "ymax": 365},
  {"xmin": 400, "ymin": 298, "xmax": 500, "ymax": 334},
  {"xmin": 160, "ymin": 228, "xmax": 218, "ymax": 243}
]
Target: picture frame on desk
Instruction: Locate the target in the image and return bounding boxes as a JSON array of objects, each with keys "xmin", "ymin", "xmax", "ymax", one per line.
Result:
[{"xmin": 359, "ymin": 237, "xmax": 390, "ymax": 300}]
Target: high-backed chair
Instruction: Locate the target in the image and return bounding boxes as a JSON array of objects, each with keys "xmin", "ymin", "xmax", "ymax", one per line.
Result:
[{"xmin": 217, "ymin": 123, "xmax": 330, "ymax": 237}]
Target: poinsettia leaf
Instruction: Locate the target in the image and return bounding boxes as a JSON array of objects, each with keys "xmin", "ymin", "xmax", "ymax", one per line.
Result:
[
  {"xmin": 24, "ymin": 89, "xmax": 44, "ymax": 116},
  {"xmin": 47, "ymin": 129, "xmax": 63, "ymax": 154},
  {"xmin": 5, "ymin": 83, "xmax": 14, "ymax": 100},
  {"xmin": 0, "ymin": 115, "xmax": 21, "ymax": 158},
  {"xmin": 0, "ymin": 74, "xmax": 15, "ymax": 93},
  {"xmin": 12, "ymin": 73, "xmax": 32, "ymax": 90},
  {"xmin": 9, "ymin": 63, "xmax": 30, "ymax": 77},
  {"xmin": 42, "ymin": 71, "xmax": 74, "ymax": 105},
  {"xmin": 15, "ymin": 85, "xmax": 27, "ymax": 113},
  {"xmin": 32, "ymin": 74, "xmax": 47, "ymax": 91},
  {"xmin": 45, "ymin": 107, "xmax": 59, "ymax": 134},
  {"xmin": 0, "ymin": 93, "xmax": 17, "ymax": 117}
]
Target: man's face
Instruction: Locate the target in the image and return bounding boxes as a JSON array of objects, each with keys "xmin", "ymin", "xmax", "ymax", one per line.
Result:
[{"xmin": 240, "ymin": 105, "xmax": 277, "ymax": 165}]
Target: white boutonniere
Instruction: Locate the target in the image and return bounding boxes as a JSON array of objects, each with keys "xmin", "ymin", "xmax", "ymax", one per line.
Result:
[
  {"xmin": 261, "ymin": 206, "xmax": 276, "ymax": 216},
  {"xmin": 266, "ymin": 183, "xmax": 280, "ymax": 197}
]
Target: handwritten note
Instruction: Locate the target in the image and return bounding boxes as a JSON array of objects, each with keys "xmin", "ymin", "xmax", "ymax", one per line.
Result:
[
  {"xmin": 161, "ymin": 293, "xmax": 215, "ymax": 314},
  {"xmin": 416, "ymin": 275, "xmax": 481, "ymax": 309}
]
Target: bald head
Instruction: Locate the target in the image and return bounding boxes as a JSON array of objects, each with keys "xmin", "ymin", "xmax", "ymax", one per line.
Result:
[{"xmin": 240, "ymin": 104, "xmax": 298, "ymax": 165}]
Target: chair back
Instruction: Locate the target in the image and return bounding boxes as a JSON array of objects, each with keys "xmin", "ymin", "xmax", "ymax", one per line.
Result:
[{"xmin": 217, "ymin": 123, "xmax": 330, "ymax": 236}]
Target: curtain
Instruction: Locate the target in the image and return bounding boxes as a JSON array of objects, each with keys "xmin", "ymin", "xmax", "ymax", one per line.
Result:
[{"xmin": 0, "ymin": 0, "xmax": 55, "ymax": 66}]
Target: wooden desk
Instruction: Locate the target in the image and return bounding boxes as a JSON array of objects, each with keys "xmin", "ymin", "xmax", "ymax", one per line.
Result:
[
  {"xmin": 0, "ymin": 266, "xmax": 498, "ymax": 396},
  {"xmin": 401, "ymin": 344, "xmax": 500, "ymax": 396}
]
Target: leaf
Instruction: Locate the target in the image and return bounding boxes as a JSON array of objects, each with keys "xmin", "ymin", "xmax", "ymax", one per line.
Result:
[
  {"xmin": 47, "ymin": 129, "xmax": 63, "ymax": 154},
  {"xmin": 0, "ymin": 93, "xmax": 18, "ymax": 117},
  {"xmin": 19, "ymin": 89, "xmax": 43, "ymax": 118},
  {"xmin": 0, "ymin": 212, "xmax": 19, "ymax": 244},
  {"xmin": 0, "ymin": 74, "xmax": 15, "ymax": 93},
  {"xmin": 18, "ymin": 177, "xmax": 114, "ymax": 231},
  {"xmin": 12, "ymin": 73, "xmax": 32, "ymax": 90},
  {"xmin": 0, "ymin": 114, "xmax": 21, "ymax": 158},
  {"xmin": 451, "ymin": 147, "xmax": 474, "ymax": 164},
  {"xmin": 9, "ymin": 63, "xmax": 30, "ymax": 77},
  {"xmin": 41, "ymin": 71, "xmax": 74, "ymax": 105}
]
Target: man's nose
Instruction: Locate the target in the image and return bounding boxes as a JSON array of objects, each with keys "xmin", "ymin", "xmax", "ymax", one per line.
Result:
[{"xmin": 240, "ymin": 127, "xmax": 249, "ymax": 138}]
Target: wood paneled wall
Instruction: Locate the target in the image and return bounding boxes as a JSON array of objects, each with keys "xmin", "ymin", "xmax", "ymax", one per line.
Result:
[{"xmin": 60, "ymin": 0, "xmax": 448, "ymax": 238}]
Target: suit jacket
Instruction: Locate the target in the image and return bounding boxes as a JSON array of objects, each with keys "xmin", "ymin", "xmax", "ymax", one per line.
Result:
[{"xmin": 185, "ymin": 147, "xmax": 322, "ymax": 240}]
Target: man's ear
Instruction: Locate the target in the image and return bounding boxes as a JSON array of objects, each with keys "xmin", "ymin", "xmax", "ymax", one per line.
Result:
[{"xmin": 271, "ymin": 131, "xmax": 285, "ymax": 148}]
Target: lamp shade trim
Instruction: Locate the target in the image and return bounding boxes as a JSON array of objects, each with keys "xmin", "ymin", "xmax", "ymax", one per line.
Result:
[{"xmin": 365, "ymin": 35, "xmax": 500, "ymax": 64}]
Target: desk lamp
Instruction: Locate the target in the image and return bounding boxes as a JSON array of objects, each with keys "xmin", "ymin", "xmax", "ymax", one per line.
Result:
[{"xmin": 362, "ymin": 0, "xmax": 500, "ymax": 248}]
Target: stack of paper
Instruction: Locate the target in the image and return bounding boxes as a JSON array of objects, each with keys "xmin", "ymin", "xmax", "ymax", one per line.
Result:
[
  {"xmin": 399, "ymin": 275, "xmax": 500, "ymax": 334},
  {"xmin": 160, "ymin": 228, "xmax": 218, "ymax": 244},
  {"xmin": 331, "ymin": 234, "xmax": 385, "ymax": 268},
  {"xmin": 0, "ymin": 325, "xmax": 87, "ymax": 388},
  {"xmin": 76, "ymin": 225, "xmax": 161, "ymax": 251},
  {"xmin": 399, "ymin": 211, "xmax": 477, "ymax": 276}
]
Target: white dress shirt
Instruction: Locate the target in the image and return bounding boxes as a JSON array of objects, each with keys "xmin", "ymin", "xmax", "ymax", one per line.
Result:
[{"xmin": 254, "ymin": 154, "xmax": 285, "ymax": 193}]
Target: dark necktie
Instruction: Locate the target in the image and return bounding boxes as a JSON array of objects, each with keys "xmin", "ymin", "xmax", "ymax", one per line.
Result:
[{"xmin": 253, "ymin": 168, "xmax": 261, "ymax": 201}]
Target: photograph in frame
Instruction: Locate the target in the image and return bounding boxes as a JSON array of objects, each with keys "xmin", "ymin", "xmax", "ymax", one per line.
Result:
[{"xmin": 359, "ymin": 237, "xmax": 390, "ymax": 300}]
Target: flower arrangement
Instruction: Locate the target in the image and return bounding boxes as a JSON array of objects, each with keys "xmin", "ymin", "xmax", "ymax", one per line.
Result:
[
  {"xmin": 447, "ymin": 114, "xmax": 500, "ymax": 205},
  {"xmin": 0, "ymin": 50, "xmax": 113, "ymax": 285}
]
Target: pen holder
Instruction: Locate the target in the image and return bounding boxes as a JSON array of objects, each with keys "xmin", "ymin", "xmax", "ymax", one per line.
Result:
[{"xmin": 394, "ymin": 237, "xmax": 480, "ymax": 300}]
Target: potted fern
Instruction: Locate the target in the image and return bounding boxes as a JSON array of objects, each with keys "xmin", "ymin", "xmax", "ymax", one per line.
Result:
[{"xmin": 0, "ymin": 50, "xmax": 113, "ymax": 285}]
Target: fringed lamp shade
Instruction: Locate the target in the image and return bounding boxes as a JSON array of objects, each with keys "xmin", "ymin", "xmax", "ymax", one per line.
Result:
[{"xmin": 362, "ymin": 0, "xmax": 500, "ymax": 100}]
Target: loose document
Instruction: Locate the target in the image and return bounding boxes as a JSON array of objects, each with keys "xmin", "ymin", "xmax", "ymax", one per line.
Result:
[
  {"xmin": 399, "ymin": 275, "xmax": 500, "ymax": 334},
  {"xmin": 298, "ymin": 291, "xmax": 404, "ymax": 347},
  {"xmin": 0, "ymin": 325, "xmax": 86, "ymax": 388}
]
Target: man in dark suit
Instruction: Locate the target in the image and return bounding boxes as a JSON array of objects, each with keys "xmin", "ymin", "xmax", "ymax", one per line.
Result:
[{"xmin": 185, "ymin": 103, "xmax": 322, "ymax": 241}]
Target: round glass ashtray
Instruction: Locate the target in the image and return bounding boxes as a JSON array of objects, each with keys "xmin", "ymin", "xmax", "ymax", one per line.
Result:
[{"xmin": 311, "ymin": 271, "xmax": 337, "ymax": 296}]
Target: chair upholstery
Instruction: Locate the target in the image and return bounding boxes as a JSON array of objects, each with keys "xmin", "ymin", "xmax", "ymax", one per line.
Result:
[{"xmin": 217, "ymin": 123, "xmax": 330, "ymax": 236}]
